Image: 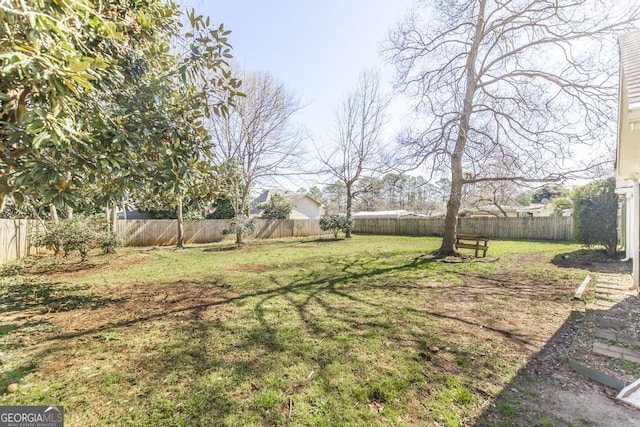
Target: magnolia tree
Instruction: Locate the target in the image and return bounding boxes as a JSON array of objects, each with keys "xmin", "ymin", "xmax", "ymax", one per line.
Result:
[{"xmin": 1, "ymin": 2, "xmax": 242, "ymax": 248}]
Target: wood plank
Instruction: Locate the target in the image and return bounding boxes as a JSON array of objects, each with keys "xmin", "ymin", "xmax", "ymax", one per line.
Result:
[
  {"xmin": 593, "ymin": 342, "xmax": 640, "ymax": 364},
  {"xmin": 573, "ymin": 275, "xmax": 591, "ymax": 300},
  {"xmin": 594, "ymin": 330, "xmax": 640, "ymax": 346},
  {"xmin": 456, "ymin": 233, "xmax": 488, "ymax": 239},
  {"xmin": 456, "ymin": 243, "xmax": 489, "ymax": 250}
]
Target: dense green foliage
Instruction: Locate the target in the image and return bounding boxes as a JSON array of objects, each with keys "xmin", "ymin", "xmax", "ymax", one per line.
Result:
[
  {"xmin": 206, "ymin": 198, "xmax": 236, "ymax": 219},
  {"xmin": 531, "ymin": 185, "xmax": 568, "ymax": 203},
  {"xmin": 32, "ymin": 215, "xmax": 122, "ymax": 260},
  {"xmin": 1, "ymin": 0, "xmax": 241, "ymax": 219},
  {"xmin": 258, "ymin": 193, "xmax": 295, "ymax": 219},
  {"xmin": 572, "ymin": 178, "xmax": 617, "ymax": 256},
  {"xmin": 550, "ymin": 196, "xmax": 573, "ymax": 217}
]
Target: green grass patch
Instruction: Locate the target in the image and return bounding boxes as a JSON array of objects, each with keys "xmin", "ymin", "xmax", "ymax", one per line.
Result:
[{"xmin": 0, "ymin": 235, "xmax": 587, "ymax": 425}]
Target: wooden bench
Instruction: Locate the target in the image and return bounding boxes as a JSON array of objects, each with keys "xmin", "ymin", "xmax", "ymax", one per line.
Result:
[{"xmin": 455, "ymin": 233, "xmax": 489, "ymax": 257}]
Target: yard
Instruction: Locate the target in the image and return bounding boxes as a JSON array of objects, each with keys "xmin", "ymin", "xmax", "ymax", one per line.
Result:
[{"xmin": 0, "ymin": 235, "xmax": 630, "ymax": 425}]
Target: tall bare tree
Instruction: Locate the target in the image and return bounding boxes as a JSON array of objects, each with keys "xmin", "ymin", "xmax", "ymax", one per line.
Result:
[
  {"xmin": 208, "ymin": 70, "xmax": 304, "ymax": 242},
  {"xmin": 387, "ymin": 0, "xmax": 640, "ymax": 255},
  {"xmin": 317, "ymin": 70, "xmax": 390, "ymax": 237},
  {"xmin": 464, "ymin": 159, "xmax": 528, "ymax": 216}
]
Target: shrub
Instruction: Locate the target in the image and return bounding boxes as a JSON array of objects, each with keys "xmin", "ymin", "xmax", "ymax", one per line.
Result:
[
  {"xmin": 207, "ymin": 198, "xmax": 236, "ymax": 219},
  {"xmin": 258, "ymin": 193, "xmax": 295, "ymax": 219},
  {"xmin": 550, "ymin": 196, "xmax": 573, "ymax": 217},
  {"xmin": 100, "ymin": 231, "xmax": 123, "ymax": 254},
  {"xmin": 320, "ymin": 214, "xmax": 352, "ymax": 239},
  {"xmin": 223, "ymin": 216, "xmax": 257, "ymax": 246},
  {"xmin": 31, "ymin": 215, "xmax": 123, "ymax": 260},
  {"xmin": 572, "ymin": 177, "xmax": 617, "ymax": 257}
]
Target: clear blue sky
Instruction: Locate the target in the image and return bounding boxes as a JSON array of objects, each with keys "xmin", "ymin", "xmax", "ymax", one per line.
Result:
[{"xmin": 180, "ymin": 0, "xmax": 415, "ymax": 155}]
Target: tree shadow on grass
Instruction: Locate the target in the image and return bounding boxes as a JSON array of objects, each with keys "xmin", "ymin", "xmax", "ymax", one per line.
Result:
[
  {"xmin": 202, "ymin": 245, "xmax": 239, "ymax": 252},
  {"xmin": 474, "ymin": 302, "xmax": 640, "ymax": 426},
  {"xmin": 301, "ymin": 237, "xmax": 346, "ymax": 243},
  {"xmin": 0, "ymin": 282, "xmax": 125, "ymax": 315},
  {"xmin": 2, "ymin": 250, "xmax": 602, "ymax": 424},
  {"xmin": 1, "ymin": 258, "xmax": 109, "ymax": 276}
]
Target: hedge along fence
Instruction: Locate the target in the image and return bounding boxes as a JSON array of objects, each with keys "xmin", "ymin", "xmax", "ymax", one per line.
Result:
[
  {"xmin": 0, "ymin": 219, "xmax": 44, "ymax": 265},
  {"xmin": 352, "ymin": 216, "xmax": 574, "ymax": 241},
  {"xmin": 116, "ymin": 219, "xmax": 331, "ymax": 247}
]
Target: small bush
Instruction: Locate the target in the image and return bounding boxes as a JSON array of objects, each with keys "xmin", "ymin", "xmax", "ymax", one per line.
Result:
[
  {"xmin": 320, "ymin": 214, "xmax": 352, "ymax": 239},
  {"xmin": 572, "ymin": 177, "xmax": 617, "ymax": 257},
  {"xmin": 550, "ymin": 196, "xmax": 573, "ymax": 217},
  {"xmin": 0, "ymin": 261, "xmax": 25, "ymax": 277},
  {"xmin": 31, "ymin": 215, "xmax": 123, "ymax": 260},
  {"xmin": 223, "ymin": 216, "xmax": 257, "ymax": 246},
  {"xmin": 100, "ymin": 231, "xmax": 124, "ymax": 254}
]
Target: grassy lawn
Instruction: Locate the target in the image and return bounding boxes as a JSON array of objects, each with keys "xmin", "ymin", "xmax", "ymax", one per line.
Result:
[{"xmin": 0, "ymin": 235, "xmax": 586, "ymax": 426}]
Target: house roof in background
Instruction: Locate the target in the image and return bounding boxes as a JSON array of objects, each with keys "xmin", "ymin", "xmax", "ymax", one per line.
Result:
[
  {"xmin": 353, "ymin": 210, "xmax": 428, "ymax": 219},
  {"xmin": 250, "ymin": 189, "xmax": 323, "ymax": 214}
]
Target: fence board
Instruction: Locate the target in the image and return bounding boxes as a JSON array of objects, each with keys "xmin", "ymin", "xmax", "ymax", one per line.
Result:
[
  {"xmin": 353, "ymin": 216, "xmax": 574, "ymax": 241},
  {"xmin": 0, "ymin": 219, "xmax": 42, "ymax": 265},
  {"xmin": 0, "ymin": 216, "xmax": 573, "ymax": 265},
  {"xmin": 117, "ymin": 219, "xmax": 328, "ymax": 247}
]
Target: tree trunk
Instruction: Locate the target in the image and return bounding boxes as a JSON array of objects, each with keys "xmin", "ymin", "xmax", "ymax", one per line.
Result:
[
  {"xmin": 234, "ymin": 187, "xmax": 250, "ymax": 246},
  {"xmin": 63, "ymin": 171, "xmax": 73, "ymax": 219},
  {"xmin": 176, "ymin": 197, "xmax": 184, "ymax": 249},
  {"xmin": 0, "ymin": 194, "xmax": 5, "ymax": 214},
  {"xmin": 50, "ymin": 204, "xmax": 59, "ymax": 225},
  {"xmin": 49, "ymin": 204, "xmax": 61, "ymax": 255},
  {"xmin": 438, "ymin": 168, "xmax": 463, "ymax": 256},
  {"xmin": 110, "ymin": 204, "xmax": 117, "ymax": 233},
  {"xmin": 435, "ymin": 0, "xmax": 486, "ymax": 257},
  {"xmin": 345, "ymin": 183, "xmax": 353, "ymax": 238}
]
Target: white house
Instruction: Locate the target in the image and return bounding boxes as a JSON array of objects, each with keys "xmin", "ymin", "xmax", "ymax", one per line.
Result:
[
  {"xmin": 616, "ymin": 29, "xmax": 640, "ymax": 286},
  {"xmin": 250, "ymin": 190, "xmax": 324, "ymax": 219}
]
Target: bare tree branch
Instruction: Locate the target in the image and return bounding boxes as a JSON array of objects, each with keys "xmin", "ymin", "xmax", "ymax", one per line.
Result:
[
  {"xmin": 385, "ymin": 0, "xmax": 639, "ymax": 255},
  {"xmin": 316, "ymin": 69, "xmax": 390, "ymax": 236},
  {"xmin": 207, "ymin": 70, "xmax": 305, "ymax": 217}
]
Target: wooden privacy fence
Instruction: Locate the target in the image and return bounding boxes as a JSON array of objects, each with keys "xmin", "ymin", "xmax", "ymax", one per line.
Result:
[
  {"xmin": 353, "ymin": 216, "xmax": 574, "ymax": 241},
  {"xmin": 116, "ymin": 219, "xmax": 330, "ymax": 247},
  {"xmin": 0, "ymin": 219, "xmax": 42, "ymax": 265},
  {"xmin": 0, "ymin": 216, "xmax": 573, "ymax": 265}
]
